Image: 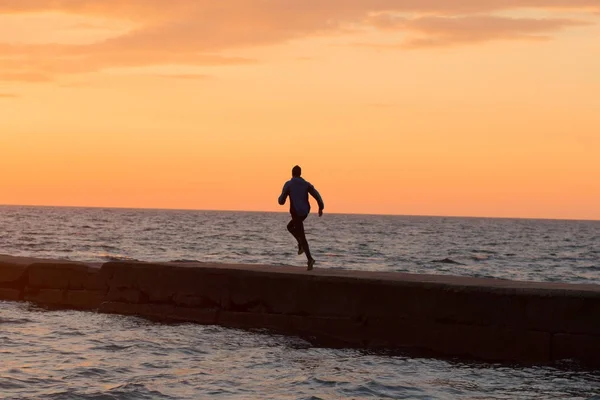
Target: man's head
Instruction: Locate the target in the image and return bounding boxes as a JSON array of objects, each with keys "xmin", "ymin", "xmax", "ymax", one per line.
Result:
[{"xmin": 292, "ymin": 165, "xmax": 301, "ymax": 177}]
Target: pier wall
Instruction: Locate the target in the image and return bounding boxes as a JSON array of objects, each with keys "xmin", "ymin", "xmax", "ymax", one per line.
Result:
[{"xmin": 1, "ymin": 254, "xmax": 599, "ymax": 366}]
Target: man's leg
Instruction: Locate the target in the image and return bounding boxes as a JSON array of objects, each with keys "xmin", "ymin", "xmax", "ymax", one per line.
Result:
[
  {"xmin": 293, "ymin": 215, "xmax": 314, "ymax": 265},
  {"xmin": 287, "ymin": 219, "xmax": 300, "ymax": 243},
  {"xmin": 287, "ymin": 218, "xmax": 305, "ymax": 254}
]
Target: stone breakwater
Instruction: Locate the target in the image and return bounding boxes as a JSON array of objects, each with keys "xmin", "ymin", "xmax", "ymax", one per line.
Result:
[{"xmin": 1, "ymin": 254, "xmax": 599, "ymax": 367}]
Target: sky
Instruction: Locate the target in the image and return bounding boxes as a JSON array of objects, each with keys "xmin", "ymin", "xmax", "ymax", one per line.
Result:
[{"xmin": 1, "ymin": 1, "xmax": 599, "ymax": 220}]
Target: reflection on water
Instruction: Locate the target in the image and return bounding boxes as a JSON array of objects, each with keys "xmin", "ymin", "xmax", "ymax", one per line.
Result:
[{"xmin": 1, "ymin": 302, "xmax": 599, "ymax": 399}]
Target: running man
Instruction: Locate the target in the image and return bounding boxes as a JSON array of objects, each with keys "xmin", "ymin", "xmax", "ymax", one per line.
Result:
[{"xmin": 278, "ymin": 165, "xmax": 324, "ymax": 270}]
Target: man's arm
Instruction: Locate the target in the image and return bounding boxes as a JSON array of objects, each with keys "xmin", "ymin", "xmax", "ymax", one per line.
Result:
[
  {"xmin": 278, "ymin": 182, "xmax": 290, "ymax": 205},
  {"xmin": 308, "ymin": 185, "xmax": 324, "ymax": 215}
]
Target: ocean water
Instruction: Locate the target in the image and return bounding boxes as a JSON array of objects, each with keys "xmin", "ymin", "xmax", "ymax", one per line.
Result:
[
  {"xmin": 1, "ymin": 205, "xmax": 599, "ymax": 399},
  {"xmin": 0, "ymin": 206, "xmax": 598, "ymax": 283},
  {"xmin": 1, "ymin": 301, "xmax": 599, "ymax": 400}
]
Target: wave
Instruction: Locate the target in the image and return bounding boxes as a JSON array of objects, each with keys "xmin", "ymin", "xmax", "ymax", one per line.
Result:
[
  {"xmin": 430, "ymin": 258, "xmax": 465, "ymax": 265},
  {"xmin": 101, "ymin": 255, "xmax": 140, "ymax": 262},
  {"xmin": 472, "ymin": 249, "xmax": 498, "ymax": 254},
  {"xmin": 0, "ymin": 317, "xmax": 32, "ymax": 325}
]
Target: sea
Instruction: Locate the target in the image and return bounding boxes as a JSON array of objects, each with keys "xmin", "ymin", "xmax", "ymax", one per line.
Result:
[{"xmin": 0, "ymin": 205, "xmax": 599, "ymax": 399}]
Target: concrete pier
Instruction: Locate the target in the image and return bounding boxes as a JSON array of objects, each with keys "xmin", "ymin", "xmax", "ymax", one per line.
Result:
[{"xmin": 1, "ymin": 254, "xmax": 598, "ymax": 366}]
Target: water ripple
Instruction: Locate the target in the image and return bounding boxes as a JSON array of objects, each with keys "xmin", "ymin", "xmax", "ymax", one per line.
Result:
[
  {"xmin": 0, "ymin": 206, "xmax": 599, "ymax": 284},
  {"xmin": 1, "ymin": 300, "xmax": 595, "ymax": 399},
  {"xmin": 1, "ymin": 207, "xmax": 600, "ymax": 398}
]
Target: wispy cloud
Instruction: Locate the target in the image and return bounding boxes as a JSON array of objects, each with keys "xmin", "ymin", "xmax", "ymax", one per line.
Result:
[
  {"xmin": 0, "ymin": 42, "xmax": 253, "ymax": 81},
  {"xmin": 0, "ymin": 0, "xmax": 598, "ymax": 82},
  {"xmin": 366, "ymin": 15, "xmax": 591, "ymax": 48},
  {"xmin": 156, "ymin": 73, "xmax": 211, "ymax": 80},
  {"xmin": 0, "ymin": 72, "xmax": 53, "ymax": 82},
  {"xmin": 0, "ymin": 92, "xmax": 18, "ymax": 98},
  {"xmin": 1, "ymin": 1, "xmax": 599, "ymax": 18}
]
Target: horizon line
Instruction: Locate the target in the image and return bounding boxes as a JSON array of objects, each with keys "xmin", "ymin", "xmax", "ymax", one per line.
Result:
[{"xmin": 0, "ymin": 203, "xmax": 598, "ymax": 223}]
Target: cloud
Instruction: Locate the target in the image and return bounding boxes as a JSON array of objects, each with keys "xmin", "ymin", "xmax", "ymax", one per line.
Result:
[
  {"xmin": 0, "ymin": 92, "xmax": 18, "ymax": 98},
  {"xmin": 0, "ymin": 42, "xmax": 254, "ymax": 77},
  {"xmin": 0, "ymin": 72, "xmax": 53, "ymax": 82},
  {"xmin": 156, "ymin": 73, "xmax": 211, "ymax": 80},
  {"xmin": 409, "ymin": 16, "xmax": 590, "ymax": 47},
  {"xmin": 1, "ymin": 1, "xmax": 599, "ymax": 17},
  {"xmin": 58, "ymin": 81, "xmax": 90, "ymax": 88},
  {"xmin": 366, "ymin": 15, "xmax": 591, "ymax": 48},
  {"xmin": 0, "ymin": 0, "xmax": 598, "ymax": 82}
]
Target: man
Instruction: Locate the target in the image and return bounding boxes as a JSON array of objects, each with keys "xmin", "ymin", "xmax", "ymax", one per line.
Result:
[{"xmin": 278, "ymin": 165, "xmax": 324, "ymax": 270}]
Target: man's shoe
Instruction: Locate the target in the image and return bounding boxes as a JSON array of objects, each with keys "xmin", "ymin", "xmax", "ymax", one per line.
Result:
[
  {"xmin": 307, "ymin": 258, "xmax": 315, "ymax": 271},
  {"xmin": 298, "ymin": 244, "xmax": 304, "ymax": 255}
]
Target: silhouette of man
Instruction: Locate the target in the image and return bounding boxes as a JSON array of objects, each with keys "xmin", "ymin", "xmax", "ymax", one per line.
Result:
[{"xmin": 278, "ymin": 165, "xmax": 324, "ymax": 270}]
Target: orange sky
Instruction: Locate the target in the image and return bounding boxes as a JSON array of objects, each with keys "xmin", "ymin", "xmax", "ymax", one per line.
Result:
[{"xmin": 1, "ymin": 1, "xmax": 599, "ymax": 220}]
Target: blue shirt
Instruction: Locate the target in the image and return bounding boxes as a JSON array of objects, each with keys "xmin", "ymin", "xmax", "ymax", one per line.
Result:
[{"xmin": 278, "ymin": 177, "xmax": 324, "ymax": 217}]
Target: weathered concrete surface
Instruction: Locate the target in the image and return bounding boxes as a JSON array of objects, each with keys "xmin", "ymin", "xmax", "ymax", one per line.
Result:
[
  {"xmin": 0, "ymin": 288, "xmax": 21, "ymax": 301},
  {"xmin": 0, "ymin": 254, "xmax": 598, "ymax": 367},
  {"xmin": 0, "ymin": 255, "xmax": 30, "ymax": 291},
  {"xmin": 552, "ymin": 333, "xmax": 600, "ymax": 366},
  {"xmin": 28, "ymin": 262, "xmax": 107, "ymax": 291}
]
